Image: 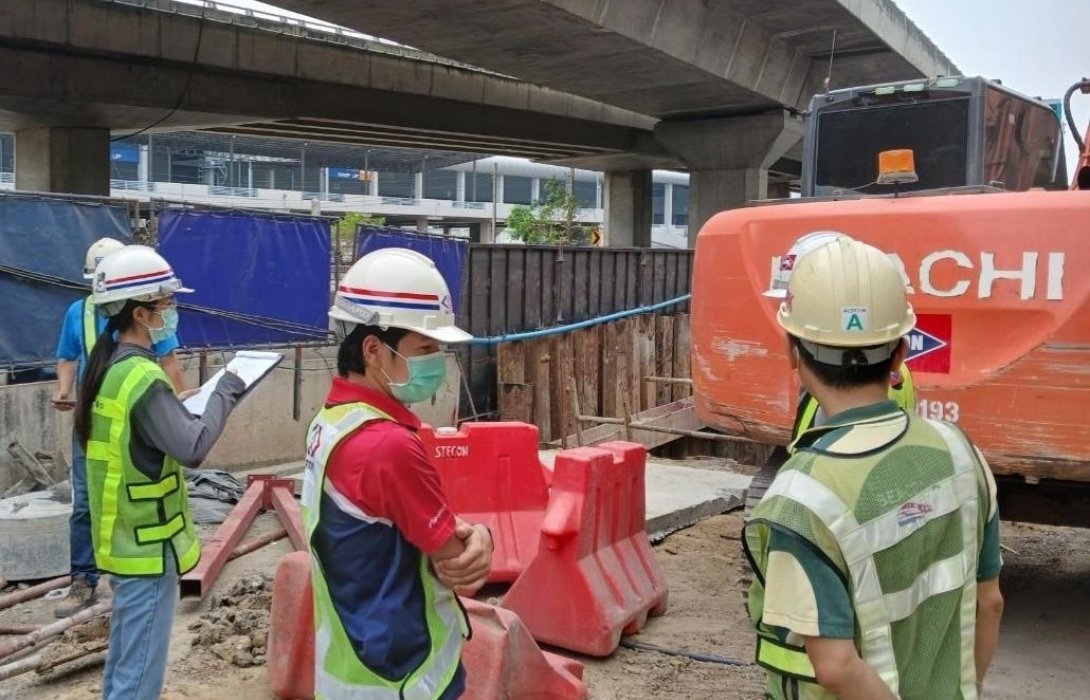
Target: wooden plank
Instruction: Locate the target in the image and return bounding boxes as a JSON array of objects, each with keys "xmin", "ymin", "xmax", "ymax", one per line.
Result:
[
  {"xmin": 572, "ymin": 325, "xmax": 601, "ymax": 419},
  {"xmin": 528, "ymin": 340, "xmax": 552, "ymax": 441},
  {"xmin": 506, "ymin": 248, "xmax": 527, "ymax": 330},
  {"xmin": 488, "ymin": 249, "xmax": 508, "ymax": 335},
  {"xmin": 655, "ymin": 315, "xmax": 675, "ymax": 406},
  {"xmin": 588, "ymin": 250, "xmax": 603, "ymax": 319},
  {"xmin": 550, "ymin": 334, "xmax": 577, "ymax": 448},
  {"xmin": 601, "ymin": 320, "xmax": 622, "ymax": 418},
  {"xmin": 638, "ymin": 315, "xmax": 656, "ymax": 411},
  {"xmin": 626, "ymin": 318, "xmax": 641, "ymax": 417},
  {"xmin": 556, "ymin": 250, "xmax": 573, "ymax": 323},
  {"xmin": 653, "ymin": 252, "xmax": 668, "ymax": 304},
  {"xmin": 497, "ymin": 342, "xmax": 526, "ymax": 384},
  {"xmin": 541, "ymin": 249, "xmax": 557, "ymax": 326},
  {"xmin": 600, "ymin": 251, "xmax": 616, "ymax": 314},
  {"xmin": 629, "ymin": 252, "xmax": 642, "ymax": 309},
  {"xmin": 573, "ymin": 250, "xmax": 590, "ymax": 322},
  {"xmin": 524, "ymin": 250, "xmax": 542, "ymax": 330},
  {"xmin": 468, "ymin": 248, "xmax": 491, "ymax": 337},
  {"xmin": 674, "ymin": 314, "xmax": 693, "ymax": 401},
  {"xmin": 560, "ymin": 397, "xmax": 703, "ymax": 449}
]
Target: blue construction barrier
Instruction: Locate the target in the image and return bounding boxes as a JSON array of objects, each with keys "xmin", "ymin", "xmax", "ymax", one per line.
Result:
[
  {"xmin": 158, "ymin": 209, "xmax": 331, "ymax": 347},
  {"xmin": 0, "ymin": 195, "xmax": 132, "ymax": 374}
]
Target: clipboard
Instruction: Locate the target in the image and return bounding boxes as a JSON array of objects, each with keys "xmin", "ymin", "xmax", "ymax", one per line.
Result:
[{"xmin": 183, "ymin": 350, "xmax": 284, "ymax": 416}]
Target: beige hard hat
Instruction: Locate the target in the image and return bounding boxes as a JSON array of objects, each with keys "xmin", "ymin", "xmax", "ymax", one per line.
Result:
[
  {"xmin": 777, "ymin": 237, "xmax": 915, "ymax": 364},
  {"xmin": 83, "ymin": 237, "xmax": 125, "ymax": 279}
]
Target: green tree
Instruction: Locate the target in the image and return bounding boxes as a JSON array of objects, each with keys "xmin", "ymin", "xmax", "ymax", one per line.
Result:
[
  {"xmin": 333, "ymin": 211, "xmax": 386, "ymax": 262},
  {"xmin": 506, "ymin": 179, "xmax": 594, "ymax": 246}
]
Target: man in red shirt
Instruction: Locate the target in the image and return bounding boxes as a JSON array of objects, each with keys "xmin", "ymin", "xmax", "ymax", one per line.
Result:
[{"xmin": 301, "ymin": 248, "xmax": 492, "ymax": 700}]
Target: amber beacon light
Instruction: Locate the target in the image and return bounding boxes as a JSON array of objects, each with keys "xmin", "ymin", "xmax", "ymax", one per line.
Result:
[{"xmin": 876, "ymin": 149, "xmax": 920, "ymax": 186}]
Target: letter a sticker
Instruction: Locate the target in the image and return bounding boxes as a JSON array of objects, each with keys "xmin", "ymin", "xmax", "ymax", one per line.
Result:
[{"xmin": 841, "ymin": 306, "xmax": 868, "ymax": 331}]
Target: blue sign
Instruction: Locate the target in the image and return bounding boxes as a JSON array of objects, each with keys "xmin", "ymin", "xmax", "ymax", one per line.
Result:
[
  {"xmin": 329, "ymin": 167, "xmax": 362, "ymax": 181},
  {"xmin": 110, "ymin": 143, "xmax": 140, "ymax": 164}
]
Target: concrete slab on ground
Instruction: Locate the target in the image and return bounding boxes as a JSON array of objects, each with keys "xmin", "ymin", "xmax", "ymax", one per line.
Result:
[{"xmin": 539, "ymin": 450, "xmax": 750, "ymax": 541}]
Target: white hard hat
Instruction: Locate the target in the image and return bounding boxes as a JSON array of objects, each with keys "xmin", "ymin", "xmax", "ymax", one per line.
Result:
[
  {"xmin": 764, "ymin": 231, "xmax": 851, "ymax": 299},
  {"xmin": 777, "ymin": 238, "xmax": 915, "ymax": 363},
  {"xmin": 83, "ymin": 237, "xmax": 126, "ymax": 279},
  {"xmin": 92, "ymin": 245, "xmax": 193, "ymax": 316},
  {"xmin": 330, "ymin": 248, "xmax": 472, "ymax": 344}
]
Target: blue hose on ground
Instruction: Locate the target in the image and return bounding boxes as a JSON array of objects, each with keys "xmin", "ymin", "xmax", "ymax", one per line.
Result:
[{"xmin": 466, "ymin": 294, "xmax": 692, "ymax": 346}]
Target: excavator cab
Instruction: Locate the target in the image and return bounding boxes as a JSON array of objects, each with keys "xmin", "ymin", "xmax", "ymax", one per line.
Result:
[{"xmin": 802, "ymin": 76, "xmax": 1066, "ymax": 196}]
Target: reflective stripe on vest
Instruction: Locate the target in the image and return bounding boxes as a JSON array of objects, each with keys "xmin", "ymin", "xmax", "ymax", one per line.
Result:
[
  {"xmin": 760, "ymin": 419, "xmax": 980, "ymax": 697},
  {"xmin": 302, "ymin": 402, "xmax": 468, "ymax": 700},
  {"xmin": 755, "ymin": 636, "xmax": 816, "ymax": 683},
  {"xmin": 82, "ymin": 297, "xmax": 98, "ymax": 361},
  {"xmin": 85, "ymin": 357, "xmax": 201, "ymax": 577}
]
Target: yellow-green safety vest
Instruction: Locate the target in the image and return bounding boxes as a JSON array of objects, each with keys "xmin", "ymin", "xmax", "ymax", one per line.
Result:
[
  {"xmin": 746, "ymin": 415, "xmax": 985, "ymax": 699},
  {"xmin": 791, "ymin": 363, "xmax": 916, "ymax": 451},
  {"xmin": 82, "ymin": 296, "xmax": 99, "ymax": 361},
  {"xmin": 300, "ymin": 401, "xmax": 469, "ymax": 700},
  {"xmin": 85, "ymin": 356, "xmax": 200, "ymax": 576}
]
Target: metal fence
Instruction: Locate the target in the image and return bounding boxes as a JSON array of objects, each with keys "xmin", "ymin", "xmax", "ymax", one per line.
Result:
[{"xmin": 457, "ymin": 245, "xmax": 694, "ymax": 419}]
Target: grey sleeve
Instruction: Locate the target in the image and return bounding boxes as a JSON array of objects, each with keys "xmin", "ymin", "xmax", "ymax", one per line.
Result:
[{"xmin": 131, "ymin": 372, "xmax": 247, "ymax": 469}]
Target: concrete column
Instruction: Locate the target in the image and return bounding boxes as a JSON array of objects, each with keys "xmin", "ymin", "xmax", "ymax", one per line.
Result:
[
  {"xmin": 14, "ymin": 127, "xmax": 110, "ymax": 195},
  {"xmin": 531, "ymin": 177, "xmax": 541, "ymax": 202},
  {"xmin": 415, "ymin": 216, "xmax": 429, "ymax": 234},
  {"xmin": 603, "ymin": 169, "xmax": 652, "ymax": 248},
  {"xmin": 138, "ymin": 145, "xmax": 149, "ymax": 184},
  {"xmin": 468, "ymin": 220, "xmax": 495, "ymax": 244},
  {"xmin": 656, "ymin": 110, "xmax": 803, "ymax": 247},
  {"xmin": 663, "ymin": 182, "xmax": 674, "ymax": 229},
  {"xmin": 767, "ymin": 181, "xmax": 791, "ymax": 199},
  {"xmin": 456, "ymin": 171, "xmax": 466, "ymax": 202},
  {"xmin": 414, "ymin": 172, "xmax": 424, "ymax": 201}
]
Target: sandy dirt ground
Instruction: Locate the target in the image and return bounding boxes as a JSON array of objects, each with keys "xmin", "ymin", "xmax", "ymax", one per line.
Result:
[{"xmin": 2, "ymin": 506, "xmax": 1087, "ymax": 699}]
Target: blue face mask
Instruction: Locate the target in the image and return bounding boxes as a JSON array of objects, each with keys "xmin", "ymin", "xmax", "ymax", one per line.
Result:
[
  {"xmin": 147, "ymin": 307, "xmax": 178, "ymax": 344},
  {"xmin": 384, "ymin": 345, "xmax": 447, "ymax": 405}
]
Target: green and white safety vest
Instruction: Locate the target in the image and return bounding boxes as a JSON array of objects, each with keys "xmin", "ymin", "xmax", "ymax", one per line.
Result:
[
  {"xmin": 85, "ymin": 356, "xmax": 201, "ymax": 577},
  {"xmin": 300, "ymin": 401, "xmax": 469, "ymax": 700},
  {"xmin": 82, "ymin": 296, "xmax": 99, "ymax": 361},
  {"xmin": 745, "ymin": 412, "xmax": 986, "ymax": 700},
  {"xmin": 791, "ymin": 364, "xmax": 916, "ymax": 449}
]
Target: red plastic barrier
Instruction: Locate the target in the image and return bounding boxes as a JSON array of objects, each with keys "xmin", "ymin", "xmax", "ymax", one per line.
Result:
[
  {"xmin": 268, "ymin": 551, "xmax": 315, "ymax": 700},
  {"xmin": 501, "ymin": 442, "xmax": 669, "ymax": 656},
  {"xmin": 268, "ymin": 553, "xmax": 586, "ymax": 699},
  {"xmin": 462, "ymin": 598, "xmax": 587, "ymax": 700},
  {"xmin": 418, "ymin": 422, "xmax": 549, "ymax": 582}
]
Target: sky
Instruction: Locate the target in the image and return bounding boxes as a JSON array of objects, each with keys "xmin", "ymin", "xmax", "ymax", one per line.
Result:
[{"xmin": 187, "ymin": 0, "xmax": 1088, "ymax": 176}]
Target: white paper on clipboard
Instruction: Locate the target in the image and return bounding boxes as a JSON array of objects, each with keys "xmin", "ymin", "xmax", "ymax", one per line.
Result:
[{"xmin": 183, "ymin": 350, "xmax": 283, "ymax": 416}]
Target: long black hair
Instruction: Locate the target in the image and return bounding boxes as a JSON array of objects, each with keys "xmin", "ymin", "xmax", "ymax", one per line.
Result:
[{"xmin": 74, "ymin": 299, "xmax": 156, "ymax": 447}]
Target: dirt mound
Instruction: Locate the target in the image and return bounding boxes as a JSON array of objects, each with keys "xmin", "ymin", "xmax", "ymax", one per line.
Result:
[{"xmin": 188, "ymin": 573, "xmax": 272, "ymax": 668}]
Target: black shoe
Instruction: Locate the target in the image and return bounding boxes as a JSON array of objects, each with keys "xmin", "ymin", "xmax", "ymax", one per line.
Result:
[{"xmin": 54, "ymin": 578, "xmax": 98, "ymax": 619}]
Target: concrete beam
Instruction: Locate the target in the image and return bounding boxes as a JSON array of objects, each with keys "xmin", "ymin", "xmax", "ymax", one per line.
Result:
[
  {"xmin": 603, "ymin": 170, "xmax": 652, "ymax": 248},
  {"xmin": 14, "ymin": 127, "xmax": 109, "ymax": 195},
  {"xmin": 0, "ymin": 0, "xmax": 659, "ymax": 161}
]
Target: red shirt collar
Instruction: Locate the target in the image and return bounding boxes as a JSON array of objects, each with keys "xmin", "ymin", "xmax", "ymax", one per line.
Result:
[{"xmin": 326, "ymin": 376, "xmax": 421, "ymax": 430}]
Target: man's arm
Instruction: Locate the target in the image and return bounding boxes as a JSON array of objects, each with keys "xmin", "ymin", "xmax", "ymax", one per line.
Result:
[
  {"xmin": 432, "ymin": 519, "xmax": 493, "ymax": 596},
  {"xmin": 975, "ymin": 577, "xmax": 1003, "ymax": 688},
  {"xmin": 804, "ymin": 637, "xmax": 899, "ymax": 700},
  {"xmin": 53, "ymin": 360, "xmax": 78, "ymax": 411},
  {"xmin": 159, "ymin": 351, "xmax": 187, "ymax": 393}
]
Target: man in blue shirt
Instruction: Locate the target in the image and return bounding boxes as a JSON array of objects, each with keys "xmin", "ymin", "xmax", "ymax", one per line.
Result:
[{"xmin": 51, "ymin": 238, "xmax": 188, "ymax": 618}]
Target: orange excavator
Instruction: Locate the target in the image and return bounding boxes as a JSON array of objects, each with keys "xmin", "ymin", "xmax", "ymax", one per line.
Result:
[{"xmin": 692, "ymin": 76, "xmax": 1090, "ymax": 526}]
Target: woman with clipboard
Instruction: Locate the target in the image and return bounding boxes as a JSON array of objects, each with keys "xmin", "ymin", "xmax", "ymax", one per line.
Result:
[{"xmin": 74, "ymin": 245, "xmax": 246, "ymax": 700}]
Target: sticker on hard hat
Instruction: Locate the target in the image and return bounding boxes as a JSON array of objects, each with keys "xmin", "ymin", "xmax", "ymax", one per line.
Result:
[
  {"xmin": 779, "ymin": 254, "xmax": 797, "ymax": 272},
  {"xmin": 841, "ymin": 306, "xmax": 868, "ymax": 331},
  {"xmin": 905, "ymin": 314, "xmax": 952, "ymax": 373}
]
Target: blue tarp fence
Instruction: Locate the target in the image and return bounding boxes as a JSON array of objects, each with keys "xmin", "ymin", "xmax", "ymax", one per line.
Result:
[
  {"xmin": 355, "ymin": 227, "xmax": 467, "ymax": 313},
  {"xmin": 158, "ymin": 209, "xmax": 332, "ymax": 348},
  {"xmin": 0, "ymin": 195, "xmax": 132, "ymax": 372}
]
